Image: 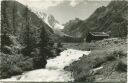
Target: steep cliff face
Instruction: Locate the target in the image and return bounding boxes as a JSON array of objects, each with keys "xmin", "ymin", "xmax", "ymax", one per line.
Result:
[
  {"xmin": 63, "ymin": 1, "xmax": 128, "ymax": 38},
  {"xmin": 35, "ymin": 11, "xmax": 64, "ymax": 30}
]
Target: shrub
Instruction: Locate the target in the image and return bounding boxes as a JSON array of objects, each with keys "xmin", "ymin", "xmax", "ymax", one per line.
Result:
[
  {"xmin": 75, "ymin": 72, "xmax": 95, "ymax": 82},
  {"xmin": 0, "ymin": 53, "xmax": 34, "ymax": 78},
  {"xmin": 105, "ymin": 50, "xmax": 126, "ymax": 62},
  {"xmin": 0, "ymin": 53, "xmax": 23, "ymax": 78},
  {"xmin": 112, "ymin": 50, "xmax": 126, "ymax": 58},
  {"xmin": 33, "ymin": 56, "xmax": 47, "ymax": 69},
  {"xmin": 8, "ymin": 65, "xmax": 23, "ymax": 76},
  {"xmin": 115, "ymin": 61, "xmax": 127, "ymax": 72},
  {"xmin": 17, "ymin": 58, "xmax": 34, "ymax": 71},
  {"xmin": 92, "ymin": 57, "xmax": 105, "ymax": 68},
  {"xmin": 1, "ymin": 46, "xmax": 12, "ymax": 54},
  {"xmin": 105, "ymin": 55, "xmax": 116, "ymax": 61}
]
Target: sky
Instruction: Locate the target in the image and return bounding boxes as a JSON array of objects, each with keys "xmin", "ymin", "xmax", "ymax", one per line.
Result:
[{"xmin": 15, "ymin": 0, "xmax": 110, "ymax": 24}]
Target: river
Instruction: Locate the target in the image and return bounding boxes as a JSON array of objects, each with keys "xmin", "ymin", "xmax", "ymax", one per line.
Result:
[{"xmin": 1, "ymin": 49, "xmax": 91, "ymax": 82}]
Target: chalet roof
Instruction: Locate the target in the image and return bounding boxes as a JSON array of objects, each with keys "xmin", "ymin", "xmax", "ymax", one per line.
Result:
[{"xmin": 89, "ymin": 32, "xmax": 109, "ymax": 36}]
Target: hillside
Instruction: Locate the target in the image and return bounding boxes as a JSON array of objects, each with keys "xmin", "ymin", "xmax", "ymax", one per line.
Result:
[
  {"xmin": 63, "ymin": 18, "xmax": 84, "ymax": 37},
  {"xmin": 1, "ymin": 0, "xmax": 54, "ymax": 39},
  {"xmin": 64, "ymin": 38, "xmax": 127, "ymax": 82},
  {"xmin": 0, "ymin": 1, "xmax": 58, "ymax": 79},
  {"xmin": 63, "ymin": 0, "xmax": 128, "ymax": 38}
]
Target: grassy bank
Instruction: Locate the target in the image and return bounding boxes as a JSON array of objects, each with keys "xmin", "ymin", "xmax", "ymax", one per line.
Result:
[{"xmin": 64, "ymin": 38, "xmax": 127, "ymax": 82}]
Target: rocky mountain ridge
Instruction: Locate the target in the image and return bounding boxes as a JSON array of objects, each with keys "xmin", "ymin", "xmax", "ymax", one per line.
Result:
[
  {"xmin": 34, "ymin": 10, "xmax": 64, "ymax": 30},
  {"xmin": 63, "ymin": 0, "xmax": 128, "ymax": 38}
]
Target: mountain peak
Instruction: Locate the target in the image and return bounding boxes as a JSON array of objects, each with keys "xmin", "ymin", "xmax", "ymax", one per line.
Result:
[{"xmin": 63, "ymin": 0, "xmax": 128, "ymax": 38}]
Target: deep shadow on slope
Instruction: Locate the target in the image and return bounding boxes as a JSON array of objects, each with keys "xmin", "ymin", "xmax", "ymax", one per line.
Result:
[{"xmin": 0, "ymin": 1, "xmax": 61, "ymax": 79}]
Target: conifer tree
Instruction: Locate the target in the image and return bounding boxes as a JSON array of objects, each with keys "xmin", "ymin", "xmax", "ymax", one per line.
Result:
[
  {"xmin": 39, "ymin": 25, "xmax": 49, "ymax": 67},
  {"xmin": 1, "ymin": 0, "xmax": 10, "ymax": 34},
  {"xmin": 12, "ymin": 1, "xmax": 17, "ymax": 35},
  {"xmin": 22, "ymin": 6, "xmax": 32, "ymax": 56}
]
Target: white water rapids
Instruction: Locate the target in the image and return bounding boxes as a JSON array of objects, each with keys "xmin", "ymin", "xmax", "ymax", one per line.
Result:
[{"xmin": 1, "ymin": 49, "xmax": 91, "ymax": 82}]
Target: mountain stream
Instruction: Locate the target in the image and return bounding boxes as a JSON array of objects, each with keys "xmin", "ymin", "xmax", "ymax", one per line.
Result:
[{"xmin": 1, "ymin": 49, "xmax": 91, "ymax": 82}]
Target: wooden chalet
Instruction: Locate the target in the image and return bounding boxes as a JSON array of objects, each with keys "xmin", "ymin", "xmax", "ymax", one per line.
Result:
[{"xmin": 86, "ymin": 32, "xmax": 109, "ymax": 43}]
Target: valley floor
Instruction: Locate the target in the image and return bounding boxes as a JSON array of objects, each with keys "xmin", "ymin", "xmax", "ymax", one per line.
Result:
[
  {"xmin": 63, "ymin": 38, "xmax": 127, "ymax": 82},
  {"xmin": 1, "ymin": 38, "xmax": 127, "ymax": 82}
]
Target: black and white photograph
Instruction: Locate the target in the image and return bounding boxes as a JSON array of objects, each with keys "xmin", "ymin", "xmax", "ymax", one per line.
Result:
[{"xmin": 0, "ymin": 0, "xmax": 127, "ymax": 82}]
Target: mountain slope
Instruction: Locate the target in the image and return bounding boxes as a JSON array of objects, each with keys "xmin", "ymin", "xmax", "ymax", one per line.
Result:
[
  {"xmin": 0, "ymin": 0, "xmax": 55, "ymax": 78},
  {"xmin": 63, "ymin": 1, "xmax": 128, "ymax": 38},
  {"xmin": 1, "ymin": 0, "xmax": 54, "ymax": 38},
  {"xmin": 63, "ymin": 18, "xmax": 84, "ymax": 37}
]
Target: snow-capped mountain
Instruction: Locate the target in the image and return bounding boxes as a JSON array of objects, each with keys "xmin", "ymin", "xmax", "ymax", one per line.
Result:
[
  {"xmin": 29, "ymin": 9, "xmax": 69, "ymax": 39},
  {"xmin": 31, "ymin": 10, "xmax": 68, "ymax": 37},
  {"xmin": 34, "ymin": 10, "xmax": 64, "ymax": 30}
]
